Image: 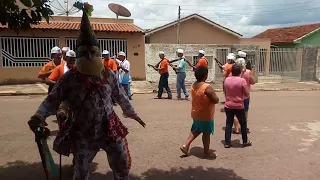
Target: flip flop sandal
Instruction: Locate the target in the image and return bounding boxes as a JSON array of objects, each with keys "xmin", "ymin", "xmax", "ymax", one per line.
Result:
[
  {"xmin": 243, "ymin": 140, "xmax": 252, "ymax": 147},
  {"xmin": 180, "ymin": 145, "xmax": 190, "ymax": 156}
]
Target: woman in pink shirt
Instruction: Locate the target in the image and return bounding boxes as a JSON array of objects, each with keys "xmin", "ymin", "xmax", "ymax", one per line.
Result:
[
  {"xmin": 224, "ymin": 63, "xmax": 252, "ymax": 148},
  {"xmin": 233, "ymin": 58, "xmax": 255, "ymax": 134}
]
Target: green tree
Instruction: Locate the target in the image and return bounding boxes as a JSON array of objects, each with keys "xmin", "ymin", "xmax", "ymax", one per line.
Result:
[{"xmin": 0, "ymin": 0, "xmax": 54, "ymax": 31}]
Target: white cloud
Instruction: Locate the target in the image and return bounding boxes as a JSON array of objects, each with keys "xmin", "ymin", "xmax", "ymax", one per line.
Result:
[{"xmin": 50, "ymin": 0, "xmax": 320, "ymax": 37}]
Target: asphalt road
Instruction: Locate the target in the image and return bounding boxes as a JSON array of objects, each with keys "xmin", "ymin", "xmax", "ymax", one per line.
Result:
[{"xmin": 0, "ymin": 91, "xmax": 319, "ymax": 180}]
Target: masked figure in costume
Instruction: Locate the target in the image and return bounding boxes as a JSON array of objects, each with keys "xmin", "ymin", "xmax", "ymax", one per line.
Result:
[{"xmin": 27, "ymin": 2, "xmax": 145, "ymax": 180}]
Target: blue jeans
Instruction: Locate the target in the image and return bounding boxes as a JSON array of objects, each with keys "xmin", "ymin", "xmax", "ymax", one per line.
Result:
[
  {"xmin": 128, "ymin": 82, "xmax": 132, "ymax": 97},
  {"xmin": 176, "ymin": 72, "xmax": 189, "ymax": 98}
]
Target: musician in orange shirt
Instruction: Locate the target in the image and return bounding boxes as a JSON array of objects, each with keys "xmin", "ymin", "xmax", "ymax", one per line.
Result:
[
  {"xmin": 38, "ymin": 46, "xmax": 64, "ymax": 93},
  {"xmin": 46, "ymin": 50, "xmax": 76, "ymax": 86},
  {"xmin": 102, "ymin": 50, "xmax": 118, "ymax": 73},
  {"xmin": 151, "ymin": 51, "xmax": 172, "ymax": 99},
  {"xmin": 189, "ymin": 50, "xmax": 209, "ymax": 70}
]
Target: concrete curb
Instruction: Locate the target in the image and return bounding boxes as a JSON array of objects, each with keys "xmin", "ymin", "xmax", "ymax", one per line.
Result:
[
  {"xmin": 1, "ymin": 88, "xmax": 320, "ymax": 96},
  {"xmin": 0, "ymin": 91, "xmax": 47, "ymax": 96}
]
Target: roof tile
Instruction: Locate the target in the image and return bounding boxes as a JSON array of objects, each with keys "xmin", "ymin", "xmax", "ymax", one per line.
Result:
[
  {"xmin": 253, "ymin": 23, "xmax": 320, "ymax": 44},
  {"xmin": 0, "ymin": 21, "xmax": 142, "ymax": 33}
]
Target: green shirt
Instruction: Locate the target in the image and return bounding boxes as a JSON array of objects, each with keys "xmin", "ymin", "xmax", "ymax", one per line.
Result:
[{"xmin": 177, "ymin": 58, "xmax": 187, "ymax": 73}]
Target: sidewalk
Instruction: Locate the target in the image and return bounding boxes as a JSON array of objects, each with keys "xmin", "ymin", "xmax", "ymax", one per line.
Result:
[{"xmin": 0, "ymin": 81, "xmax": 319, "ymax": 96}]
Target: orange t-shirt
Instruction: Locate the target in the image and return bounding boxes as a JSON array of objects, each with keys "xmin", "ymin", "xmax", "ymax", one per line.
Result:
[
  {"xmin": 224, "ymin": 64, "xmax": 233, "ymax": 78},
  {"xmin": 102, "ymin": 58, "xmax": 118, "ymax": 72},
  {"xmin": 48, "ymin": 64, "xmax": 65, "ymax": 81},
  {"xmin": 38, "ymin": 60, "xmax": 65, "ymax": 77},
  {"xmin": 196, "ymin": 57, "xmax": 208, "ymax": 68},
  {"xmin": 159, "ymin": 58, "xmax": 169, "ymax": 74},
  {"xmin": 191, "ymin": 83, "xmax": 215, "ymax": 121}
]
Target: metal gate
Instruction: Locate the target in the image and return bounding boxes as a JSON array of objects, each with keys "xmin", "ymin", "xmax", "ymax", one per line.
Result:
[
  {"xmin": 1, "ymin": 37, "xmax": 59, "ymax": 67},
  {"xmin": 66, "ymin": 38, "xmax": 127, "ymax": 57},
  {"xmin": 258, "ymin": 48, "xmax": 302, "ymax": 82}
]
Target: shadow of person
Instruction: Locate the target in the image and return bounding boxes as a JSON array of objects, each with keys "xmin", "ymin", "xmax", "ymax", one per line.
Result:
[
  {"xmin": 0, "ymin": 161, "xmax": 98, "ymax": 180},
  {"xmin": 0, "ymin": 161, "xmax": 247, "ymax": 180},
  {"xmin": 189, "ymin": 147, "xmax": 217, "ymax": 160},
  {"xmin": 139, "ymin": 166, "xmax": 247, "ymax": 180},
  {"xmin": 221, "ymin": 140, "xmax": 243, "ymax": 148}
]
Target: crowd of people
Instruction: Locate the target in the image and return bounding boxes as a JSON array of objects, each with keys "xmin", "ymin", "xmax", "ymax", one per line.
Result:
[
  {"xmin": 149, "ymin": 49, "xmax": 255, "ymax": 157},
  {"xmin": 26, "ymin": 3, "xmax": 255, "ymax": 179}
]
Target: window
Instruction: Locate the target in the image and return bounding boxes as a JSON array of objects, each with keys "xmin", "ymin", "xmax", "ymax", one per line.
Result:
[{"xmin": 1, "ymin": 37, "xmax": 59, "ymax": 67}]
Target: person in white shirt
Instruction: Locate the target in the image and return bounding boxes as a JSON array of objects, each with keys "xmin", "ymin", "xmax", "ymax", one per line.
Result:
[{"xmin": 116, "ymin": 51, "xmax": 131, "ymax": 99}]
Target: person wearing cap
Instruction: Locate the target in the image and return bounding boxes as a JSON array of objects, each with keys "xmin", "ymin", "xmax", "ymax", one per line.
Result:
[
  {"xmin": 116, "ymin": 51, "xmax": 131, "ymax": 99},
  {"xmin": 38, "ymin": 46, "xmax": 64, "ymax": 93},
  {"xmin": 151, "ymin": 51, "xmax": 172, "ymax": 99},
  {"xmin": 27, "ymin": 4, "xmax": 145, "ymax": 179},
  {"xmin": 237, "ymin": 51, "xmax": 253, "ymax": 71},
  {"xmin": 61, "ymin": 47, "xmax": 70, "ymax": 61},
  {"xmin": 102, "ymin": 50, "xmax": 118, "ymax": 73},
  {"xmin": 220, "ymin": 53, "xmax": 236, "ymax": 111},
  {"xmin": 170, "ymin": 49, "xmax": 189, "ymax": 100},
  {"xmin": 45, "ymin": 50, "xmax": 76, "ymax": 86},
  {"xmin": 190, "ymin": 50, "xmax": 209, "ymax": 70}
]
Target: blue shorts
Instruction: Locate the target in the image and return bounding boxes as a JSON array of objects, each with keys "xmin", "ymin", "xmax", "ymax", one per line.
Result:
[{"xmin": 244, "ymin": 97, "xmax": 250, "ymax": 112}]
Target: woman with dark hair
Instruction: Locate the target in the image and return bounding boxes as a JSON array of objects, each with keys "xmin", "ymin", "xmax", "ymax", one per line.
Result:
[
  {"xmin": 223, "ymin": 63, "xmax": 252, "ymax": 148},
  {"xmin": 180, "ymin": 66, "xmax": 219, "ymax": 158}
]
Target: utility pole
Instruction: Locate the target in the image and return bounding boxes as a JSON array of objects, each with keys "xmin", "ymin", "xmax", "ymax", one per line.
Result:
[{"xmin": 177, "ymin": 6, "xmax": 181, "ymax": 44}]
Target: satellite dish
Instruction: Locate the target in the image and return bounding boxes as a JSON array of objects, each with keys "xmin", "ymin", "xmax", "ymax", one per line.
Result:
[{"xmin": 108, "ymin": 3, "xmax": 131, "ymax": 18}]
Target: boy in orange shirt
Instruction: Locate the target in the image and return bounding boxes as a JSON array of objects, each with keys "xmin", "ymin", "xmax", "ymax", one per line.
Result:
[
  {"xmin": 151, "ymin": 51, "xmax": 172, "ymax": 99},
  {"xmin": 180, "ymin": 66, "xmax": 219, "ymax": 158}
]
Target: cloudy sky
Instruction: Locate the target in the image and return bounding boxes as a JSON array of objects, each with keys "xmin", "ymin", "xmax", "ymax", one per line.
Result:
[{"xmin": 50, "ymin": 0, "xmax": 320, "ymax": 37}]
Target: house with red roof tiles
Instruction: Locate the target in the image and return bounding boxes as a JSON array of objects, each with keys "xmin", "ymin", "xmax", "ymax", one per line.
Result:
[
  {"xmin": 0, "ymin": 16, "xmax": 145, "ymax": 83},
  {"xmin": 254, "ymin": 23, "xmax": 320, "ymax": 48}
]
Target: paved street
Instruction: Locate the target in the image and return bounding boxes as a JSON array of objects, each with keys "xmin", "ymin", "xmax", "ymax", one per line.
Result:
[{"xmin": 0, "ymin": 91, "xmax": 319, "ymax": 180}]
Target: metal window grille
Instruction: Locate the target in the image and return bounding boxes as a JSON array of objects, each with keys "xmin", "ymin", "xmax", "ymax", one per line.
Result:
[
  {"xmin": 65, "ymin": 38, "xmax": 127, "ymax": 57},
  {"xmin": 1, "ymin": 37, "xmax": 59, "ymax": 67}
]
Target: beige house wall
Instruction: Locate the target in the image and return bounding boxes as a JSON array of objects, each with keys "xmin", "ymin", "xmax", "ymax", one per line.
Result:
[
  {"xmin": 147, "ymin": 18, "xmax": 241, "ymax": 44},
  {"xmin": 0, "ymin": 29, "xmax": 145, "ymax": 84}
]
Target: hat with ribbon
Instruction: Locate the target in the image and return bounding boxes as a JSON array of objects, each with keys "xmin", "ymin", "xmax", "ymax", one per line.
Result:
[{"xmin": 73, "ymin": 1, "xmax": 103, "ymax": 75}]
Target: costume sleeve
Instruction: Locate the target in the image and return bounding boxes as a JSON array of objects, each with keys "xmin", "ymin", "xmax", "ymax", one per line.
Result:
[
  {"xmin": 48, "ymin": 66, "xmax": 60, "ymax": 81},
  {"xmin": 34, "ymin": 73, "xmax": 69, "ymax": 121},
  {"xmin": 110, "ymin": 70, "xmax": 136, "ymax": 117}
]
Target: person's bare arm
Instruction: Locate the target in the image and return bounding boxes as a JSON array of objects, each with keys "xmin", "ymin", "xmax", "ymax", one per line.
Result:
[
  {"xmin": 170, "ymin": 63, "xmax": 180, "ymax": 70},
  {"xmin": 38, "ymin": 70, "xmax": 53, "ymax": 79},
  {"xmin": 204, "ymin": 85, "xmax": 219, "ymax": 104},
  {"xmin": 249, "ymin": 71, "xmax": 255, "ymax": 85},
  {"xmin": 243, "ymin": 85, "xmax": 250, "ymax": 97},
  {"xmin": 45, "ymin": 78, "xmax": 56, "ymax": 86}
]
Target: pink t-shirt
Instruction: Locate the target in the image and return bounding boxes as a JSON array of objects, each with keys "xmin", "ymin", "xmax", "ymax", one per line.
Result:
[
  {"xmin": 241, "ymin": 69, "xmax": 251, "ymax": 99},
  {"xmin": 224, "ymin": 76, "xmax": 247, "ymax": 109}
]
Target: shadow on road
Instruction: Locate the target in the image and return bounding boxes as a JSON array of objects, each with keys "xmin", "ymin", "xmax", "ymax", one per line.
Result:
[{"xmin": 0, "ymin": 161, "xmax": 247, "ymax": 180}]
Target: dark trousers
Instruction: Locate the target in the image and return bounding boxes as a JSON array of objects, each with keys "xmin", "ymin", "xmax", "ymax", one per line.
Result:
[
  {"xmin": 48, "ymin": 85, "xmax": 54, "ymax": 94},
  {"xmin": 158, "ymin": 72, "xmax": 172, "ymax": 98},
  {"xmin": 121, "ymin": 84, "xmax": 129, "ymax": 97},
  {"xmin": 225, "ymin": 107, "xmax": 248, "ymax": 144}
]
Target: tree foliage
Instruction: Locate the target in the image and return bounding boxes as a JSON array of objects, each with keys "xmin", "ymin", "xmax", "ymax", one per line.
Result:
[{"xmin": 0, "ymin": 0, "xmax": 54, "ymax": 31}]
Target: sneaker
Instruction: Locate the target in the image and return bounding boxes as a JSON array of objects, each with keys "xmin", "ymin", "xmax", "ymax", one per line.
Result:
[{"xmin": 185, "ymin": 96, "xmax": 190, "ymax": 100}]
